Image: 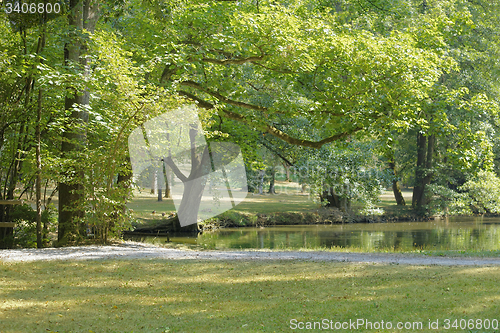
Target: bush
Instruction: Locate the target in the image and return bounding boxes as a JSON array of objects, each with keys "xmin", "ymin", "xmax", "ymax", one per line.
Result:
[
  {"xmin": 426, "ymin": 184, "xmax": 472, "ymax": 216},
  {"xmin": 460, "ymin": 171, "xmax": 500, "ymax": 214},
  {"xmin": 427, "ymin": 171, "xmax": 500, "ymax": 216},
  {"xmin": 9, "ymin": 204, "xmax": 56, "ymax": 248}
]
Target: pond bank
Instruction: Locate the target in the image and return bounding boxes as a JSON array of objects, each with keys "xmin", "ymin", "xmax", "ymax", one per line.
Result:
[{"xmin": 198, "ymin": 208, "xmax": 427, "ymax": 232}]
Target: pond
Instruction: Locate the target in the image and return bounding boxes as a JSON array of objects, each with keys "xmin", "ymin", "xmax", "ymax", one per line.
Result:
[{"xmin": 125, "ymin": 217, "xmax": 500, "ymax": 252}]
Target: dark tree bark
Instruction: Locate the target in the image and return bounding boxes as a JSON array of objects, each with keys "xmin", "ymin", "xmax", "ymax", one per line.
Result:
[
  {"xmin": 58, "ymin": 0, "xmax": 100, "ymax": 244},
  {"xmin": 321, "ymin": 186, "xmax": 351, "ymax": 212},
  {"xmin": 157, "ymin": 169, "xmax": 162, "ymax": 201},
  {"xmin": 258, "ymin": 170, "xmax": 265, "ymax": 194},
  {"xmin": 412, "ymin": 132, "xmax": 427, "ymax": 207},
  {"xmin": 163, "ymin": 162, "xmax": 171, "ymax": 198},
  {"xmin": 36, "ymin": 24, "xmax": 46, "ymax": 248},
  {"xmin": 268, "ymin": 166, "xmax": 276, "ymax": 194},
  {"xmin": 412, "ymin": 132, "xmax": 435, "ymax": 210},
  {"xmin": 388, "ymin": 160, "xmax": 406, "ymax": 206}
]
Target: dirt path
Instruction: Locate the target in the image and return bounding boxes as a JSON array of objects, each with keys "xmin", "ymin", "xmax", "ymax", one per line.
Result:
[{"xmin": 1, "ymin": 242, "xmax": 499, "ymax": 266}]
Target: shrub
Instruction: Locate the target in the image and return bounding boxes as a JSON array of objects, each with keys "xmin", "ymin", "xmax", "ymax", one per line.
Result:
[
  {"xmin": 460, "ymin": 171, "xmax": 500, "ymax": 214},
  {"xmin": 10, "ymin": 204, "xmax": 56, "ymax": 248}
]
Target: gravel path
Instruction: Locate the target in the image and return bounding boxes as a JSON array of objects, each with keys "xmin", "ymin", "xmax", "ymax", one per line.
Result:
[{"xmin": 1, "ymin": 242, "xmax": 500, "ymax": 266}]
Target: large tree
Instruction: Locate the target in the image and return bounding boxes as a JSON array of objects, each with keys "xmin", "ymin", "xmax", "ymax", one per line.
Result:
[
  {"xmin": 57, "ymin": 0, "xmax": 100, "ymax": 244},
  {"xmin": 116, "ymin": 0, "xmax": 452, "ymax": 149}
]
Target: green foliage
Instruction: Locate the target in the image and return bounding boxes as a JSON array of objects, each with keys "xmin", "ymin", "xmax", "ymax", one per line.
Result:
[
  {"xmin": 297, "ymin": 141, "xmax": 389, "ymax": 211},
  {"xmin": 10, "ymin": 204, "xmax": 56, "ymax": 248},
  {"xmin": 426, "ymin": 184, "xmax": 472, "ymax": 216},
  {"xmin": 460, "ymin": 171, "xmax": 500, "ymax": 214},
  {"xmin": 428, "ymin": 171, "xmax": 500, "ymax": 216}
]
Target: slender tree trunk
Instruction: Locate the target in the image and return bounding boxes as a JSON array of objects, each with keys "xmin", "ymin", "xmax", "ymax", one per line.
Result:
[
  {"xmin": 164, "ymin": 164, "xmax": 171, "ymax": 198},
  {"xmin": 268, "ymin": 166, "xmax": 276, "ymax": 194},
  {"xmin": 35, "ymin": 23, "xmax": 46, "ymax": 248},
  {"xmin": 151, "ymin": 171, "xmax": 156, "ymax": 194},
  {"xmin": 388, "ymin": 160, "xmax": 405, "ymax": 206},
  {"xmin": 420, "ymin": 134, "xmax": 435, "ymax": 206},
  {"xmin": 36, "ymin": 88, "xmax": 43, "ymax": 248},
  {"xmin": 258, "ymin": 170, "xmax": 264, "ymax": 194},
  {"xmin": 157, "ymin": 168, "xmax": 163, "ymax": 201},
  {"xmin": 412, "ymin": 132, "xmax": 427, "ymax": 207}
]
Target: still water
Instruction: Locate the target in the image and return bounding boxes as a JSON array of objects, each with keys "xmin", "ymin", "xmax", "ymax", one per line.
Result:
[{"xmin": 126, "ymin": 217, "xmax": 500, "ymax": 251}]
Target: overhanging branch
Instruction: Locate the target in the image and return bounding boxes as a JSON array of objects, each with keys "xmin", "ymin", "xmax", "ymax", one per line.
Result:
[
  {"xmin": 177, "ymin": 86, "xmax": 363, "ymax": 149},
  {"xmin": 221, "ymin": 109, "xmax": 363, "ymax": 149},
  {"xmin": 180, "ymin": 80, "xmax": 268, "ymax": 112},
  {"xmin": 201, "ymin": 55, "xmax": 264, "ymax": 65}
]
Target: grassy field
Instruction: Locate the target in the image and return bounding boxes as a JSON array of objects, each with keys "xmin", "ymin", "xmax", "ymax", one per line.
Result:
[
  {"xmin": 126, "ymin": 183, "xmax": 411, "ymax": 219},
  {"xmin": 127, "ymin": 181, "xmax": 318, "ymax": 219},
  {"xmin": 1, "ymin": 259, "xmax": 499, "ymax": 333}
]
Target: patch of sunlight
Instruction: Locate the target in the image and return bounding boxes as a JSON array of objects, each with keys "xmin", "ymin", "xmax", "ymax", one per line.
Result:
[
  {"xmin": 1, "ymin": 299, "xmax": 49, "ymax": 310},
  {"xmin": 456, "ymin": 267, "xmax": 500, "ymax": 275}
]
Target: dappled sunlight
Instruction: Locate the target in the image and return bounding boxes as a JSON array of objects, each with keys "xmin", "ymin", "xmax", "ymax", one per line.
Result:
[
  {"xmin": 455, "ymin": 266, "xmax": 500, "ymax": 275},
  {"xmin": 2, "ymin": 260, "xmax": 500, "ymax": 331}
]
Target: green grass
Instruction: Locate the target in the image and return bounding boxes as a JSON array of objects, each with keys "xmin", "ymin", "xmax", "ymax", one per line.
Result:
[
  {"xmin": 1, "ymin": 260, "xmax": 499, "ymax": 332},
  {"xmin": 126, "ymin": 186, "xmax": 411, "ymax": 220},
  {"xmin": 127, "ymin": 182, "xmax": 318, "ymax": 219}
]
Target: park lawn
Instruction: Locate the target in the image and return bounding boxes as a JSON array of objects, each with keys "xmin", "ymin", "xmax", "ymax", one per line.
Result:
[
  {"xmin": 127, "ymin": 181, "xmax": 318, "ymax": 220},
  {"xmin": 1, "ymin": 260, "xmax": 499, "ymax": 333},
  {"xmin": 126, "ymin": 183, "xmax": 406, "ymax": 220}
]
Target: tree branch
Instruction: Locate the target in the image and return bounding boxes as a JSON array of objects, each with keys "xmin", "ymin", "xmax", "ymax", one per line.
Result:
[
  {"xmin": 260, "ymin": 141, "xmax": 294, "ymax": 166},
  {"xmin": 177, "ymin": 87, "xmax": 362, "ymax": 149},
  {"xmin": 163, "ymin": 157, "xmax": 188, "ymax": 183},
  {"xmin": 180, "ymin": 80, "xmax": 268, "ymax": 112},
  {"xmin": 178, "ymin": 90, "xmax": 214, "ymax": 109},
  {"xmin": 201, "ymin": 55, "xmax": 264, "ymax": 65},
  {"xmin": 222, "ymin": 109, "xmax": 363, "ymax": 149}
]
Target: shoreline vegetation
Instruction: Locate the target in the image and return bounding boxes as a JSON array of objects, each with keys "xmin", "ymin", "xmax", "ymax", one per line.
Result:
[
  {"xmin": 124, "ymin": 208, "xmax": 420, "ymax": 236},
  {"xmin": 125, "ymin": 207, "xmax": 500, "ymax": 237}
]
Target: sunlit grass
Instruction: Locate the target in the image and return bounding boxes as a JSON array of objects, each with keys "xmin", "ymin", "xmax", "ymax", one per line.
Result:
[
  {"xmin": 126, "ymin": 181, "xmax": 317, "ymax": 220},
  {"xmin": 1, "ymin": 260, "xmax": 499, "ymax": 332}
]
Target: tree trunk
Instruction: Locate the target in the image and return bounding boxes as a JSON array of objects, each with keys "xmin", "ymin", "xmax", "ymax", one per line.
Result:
[
  {"xmin": 36, "ymin": 25, "xmax": 46, "ymax": 248},
  {"xmin": 268, "ymin": 166, "xmax": 276, "ymax": 194},
  {"xmin": 412, "ymin": 132, "xmax": 427, "ymax": 207},
  {"xmin": 388, "ymin": 160, "xmax": 405, "ymax": 206},
  {"xmin": 321, "ymin": 186, "xmax": 350, "ymax": 212},
  {"xmin": 163, "ymin": 126, "xmax": 211, "ymax": 233},
  {"xmin": 36, "ymin": 88, "xmax": 43, "ymax": 248},
  {"xmin": 258, "ymin": 170, "xmax": 265, "ymax": 194},
  {"xmin": 163, "ymin": 162, "xmax": 171, "ymax": 198},
  {"xmin": 58, "ymin": 0, "xmax": 100, "ymax": 244},
  {"xmin": 157, "ymin": 168, "xmax": 162, "ymax": 201},
  {"xmin": 151, "ymin": 170, "xmax": 156, "ymax": 194}
]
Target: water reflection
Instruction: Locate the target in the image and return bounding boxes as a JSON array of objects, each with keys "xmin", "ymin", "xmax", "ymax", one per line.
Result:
[{"xmin": 126, "ymin": 217, "xmax": 500, "ymax": 251}]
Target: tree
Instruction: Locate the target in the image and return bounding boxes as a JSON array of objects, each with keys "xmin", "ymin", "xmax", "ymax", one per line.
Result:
[{"xmin": 57, "ymin": 0, "xmax": 100, "ymax": 244}]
